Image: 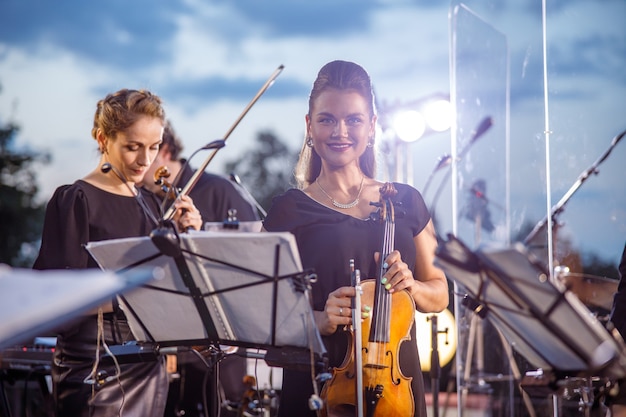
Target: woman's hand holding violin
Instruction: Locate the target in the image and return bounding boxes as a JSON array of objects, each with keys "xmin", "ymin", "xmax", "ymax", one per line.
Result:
[
  {"xmin": 315, "ymin": 286, "xmax": 372, "ymax": 336},
  {"xmin": 375, "ymin": 250, "xmax": 416, "ymax": 295}
]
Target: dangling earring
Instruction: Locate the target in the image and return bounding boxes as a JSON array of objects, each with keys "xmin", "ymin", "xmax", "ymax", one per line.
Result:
[
  {"xmin": 367, "ymin": 138, "xmax": 374, "ymax": 148},
  {"xmin": 306, "ymin": 137, "xmax": 313, "ymax": 148}
]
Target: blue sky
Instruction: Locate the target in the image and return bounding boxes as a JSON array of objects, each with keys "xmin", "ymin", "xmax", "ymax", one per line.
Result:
[{"xmin": 1, "ymin": 0, "xmax": 625, "ymax": 267}]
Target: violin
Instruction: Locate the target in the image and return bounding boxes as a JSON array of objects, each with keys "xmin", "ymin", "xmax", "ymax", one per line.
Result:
[
  {"xmin": 321, "ymin": 183, "xmax": 415, "ymax": 417},
  {"xmin": 153, "ymin": 165, "xmax": 178, "ymax": 200}
]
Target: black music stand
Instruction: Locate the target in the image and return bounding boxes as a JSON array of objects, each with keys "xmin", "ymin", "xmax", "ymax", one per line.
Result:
[
  {"xmin": 434, "ymin": 234, "xmax": 626, "ymax": 380},
  {"xmin": 85, "ymin": 230, "xmax": 327, "ymax": 366},
  {"xmin": 204, "ymin": 220, "xmax": 263, "ymax": 233},
  {"xmin": 86, "ymin": 229, "xmax": 327, "ymax": 417}
]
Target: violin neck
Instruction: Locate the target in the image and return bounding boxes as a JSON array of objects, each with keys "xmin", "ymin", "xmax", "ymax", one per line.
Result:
[{"xmin": 369, "ymin": 208, "xmax": 395, "ymax": 343}]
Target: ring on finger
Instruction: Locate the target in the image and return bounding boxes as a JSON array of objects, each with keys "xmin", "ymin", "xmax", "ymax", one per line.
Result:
[{"xmin": 339, "ymin": 307, "xmax": 343, "ymax": 316}]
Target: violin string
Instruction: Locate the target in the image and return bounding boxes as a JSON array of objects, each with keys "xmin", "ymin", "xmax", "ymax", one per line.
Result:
[
  {"xmin": 382, "ymin": 204, "xmax": 396, "ymax": 377},
  {"xmin": 382, "ymin": 219, "xmax": 393, "ymax": 374},
  {"xmin": 372, "ymin": 217, "xmax": 390, "ymax": 383}
]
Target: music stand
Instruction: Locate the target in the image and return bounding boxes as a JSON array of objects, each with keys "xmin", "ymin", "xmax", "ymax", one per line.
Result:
[
  {"xmin": 85, "ymin": 230, "xmax": 327, "ymax": 370},
  {"xmin": 434, "ymin": 234, "xmax": 626, "ymax": 381},
  {"xmin": 204, "ymin": 220, "xmax": 263, "ymax": 233},
  {"xmin": 0, "ymin": 265, "xmax": 156, "ymax": 351}
]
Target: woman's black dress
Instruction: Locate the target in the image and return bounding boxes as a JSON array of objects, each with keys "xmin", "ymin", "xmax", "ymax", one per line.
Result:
[
  {"xmin": 263, "ymin": 182, "xmax": 430, "ymax": 417},
  {"xmin": 33, "ymin": 180, "xmax": 169, "ymax": 417}
]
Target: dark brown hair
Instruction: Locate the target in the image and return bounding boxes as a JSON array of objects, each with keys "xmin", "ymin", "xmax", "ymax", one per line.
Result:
[
  {"xmin": 295, "ymin": 60, "xmax": 377, "ymax": 188},
  {"xmin": 160, "ymin": 120, "xmax": 184, "ymax": 160}
]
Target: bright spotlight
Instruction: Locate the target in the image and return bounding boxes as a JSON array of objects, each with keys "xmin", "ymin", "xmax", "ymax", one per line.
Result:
[
  {"xmin": 423, "ymin": 99, "xmax": 453, "ymax": 132},
  {"xmin": 393, "ymin": 110, "xmax": 425, "ymax": 143}
]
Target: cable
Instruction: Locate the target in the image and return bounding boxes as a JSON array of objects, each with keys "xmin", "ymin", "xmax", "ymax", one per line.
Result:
[
  {"xmin": 82, "ymin": 308, "xmax": 125, "ymax": 417},
  {"xmin": 101, "ymin": 162, "xmax": 160, "ymax": 226}
]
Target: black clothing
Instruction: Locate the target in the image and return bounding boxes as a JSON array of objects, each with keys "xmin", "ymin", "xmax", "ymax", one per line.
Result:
[
  {"xmin": 610, "ymin": 243, "xmax": 626, "ymax": 339},
  {"xmin": 264, "ymin": 183, "xmax": 430, "ymax": 417},
  {"xmin": 33, "ymin": 180, "xmax": 169, "ymax": 417},
  {"xmin": 609, "ymin": 242, "xmax": 626, "ymax": 406},
  {"xmin": 175, "ymin": 162, "xmax": 259, "ymax": 223},
  {"xmin": 34, "ymin": 180, "xmax": 160, "ymax": 270}
]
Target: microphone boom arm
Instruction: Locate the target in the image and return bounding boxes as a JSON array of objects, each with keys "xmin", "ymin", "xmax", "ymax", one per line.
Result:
[
  {"xmin": 427, "ymin": 116, "xmax": 493, "ymax": 219},
  {"xmin": 523, "ymin": 128, "xmax": 626, "ymax": 245}
]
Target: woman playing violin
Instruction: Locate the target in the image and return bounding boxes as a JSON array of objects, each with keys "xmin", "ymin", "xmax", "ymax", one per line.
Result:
[
  {"xmin": 263, "ymin": 60, "xmax": 449, "ymax": 417},
  {"xmin": 33, "ymin": 88, "xmax": 202, "ymax": 417}
]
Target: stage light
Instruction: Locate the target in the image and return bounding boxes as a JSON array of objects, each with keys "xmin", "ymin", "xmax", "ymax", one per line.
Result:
[
  {"xmin": 424, "ymin": 99, "xmax": 453, "ymax": 132},
  {"xmin": 393, "ymin": 110, "xmax": 426, "ymax": 143},
  {"xmin": 376, "ymin": 93, "xmax": 452, "ymax": 183}
]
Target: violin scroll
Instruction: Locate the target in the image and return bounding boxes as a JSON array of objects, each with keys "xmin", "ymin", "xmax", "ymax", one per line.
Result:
[
  {"xmin": 369, "ymin": 183, "xmax": 398, "ymax": 223},
  {"xmin": 378, "ymin": 182, "xmax": 397, "ymax": 201},
  {"xmin": 153, "ymin": 166, "xmax": 177, "ymax": 199}
]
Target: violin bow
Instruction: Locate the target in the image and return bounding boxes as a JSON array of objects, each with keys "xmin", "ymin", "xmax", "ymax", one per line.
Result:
[{"xmin": 162, "ymin": 64, "xmax": 284, "ymax": 221}]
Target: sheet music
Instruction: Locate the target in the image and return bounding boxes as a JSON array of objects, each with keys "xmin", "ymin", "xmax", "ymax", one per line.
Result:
[
  {"xmin": 436, "ymin": 236, "xmax": 626, "ymax": 377},
  {"xmin": 0, "ymin": 265, "xmax": 154, "ymax": 350},
  {"xmin": 86, "ymin": 231, "xmax": 326, "ymax": 357}
]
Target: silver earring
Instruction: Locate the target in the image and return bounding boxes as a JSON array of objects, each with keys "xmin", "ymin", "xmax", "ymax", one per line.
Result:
[
  {"xmin": 306, "ymin": 137, "xmax": 313, "ymax": 147},
  {"xmin": 367, "ymin": 139, "xmax": 374, "ymax": 148}
]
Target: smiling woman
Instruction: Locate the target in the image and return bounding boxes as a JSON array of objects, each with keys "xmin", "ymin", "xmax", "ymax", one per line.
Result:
[{"xmin": 264, "ymin": 60, "xmax": 449, "ymax": 417}]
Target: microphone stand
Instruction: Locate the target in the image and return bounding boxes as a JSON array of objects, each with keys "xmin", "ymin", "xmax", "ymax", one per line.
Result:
[
  {"xmin": 429, "ymin": 315, "xmax": 441, "ymax": 417},
  {"xmin": 230, "ymin": 172, "xmax": 268, "ymax": 219},
  {"xmin": 422, "ymin": 154, "xmax": 452, "ymax": 198},
  {"xmin": 427, "ymin": 116, "xmax": 493, "ymax": 232},
  {"xmin": 523, "ymin": 128, "xmax": 626, "ymax": 247},
  {"xmin": 163, "ymin": 64, "xmax": 285, "ymax": 221},
  {"xmin": 424, "ymin": 117, "xmax": 492, "ymax": 415}
]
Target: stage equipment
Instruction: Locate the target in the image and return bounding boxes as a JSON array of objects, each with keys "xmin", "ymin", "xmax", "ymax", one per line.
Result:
[
  {"xmin": 0, "ymin": 265, "xmax": 156, "ymax": 351},
  {"xmin": 205, "ymin": 220, "xmax": 263, "ymax": 234},
  {"xmin": 86, "ymin": 230, "xmax": 326, "ymax": 417},
  {"xmin": 414, "ymin": 309, "xmax": 457, "ymax": 373},
  {"xmin": 523, "ymin": 128, "xmax": 626, "ymax": 268},
  {"xmin": 556, "ymin": 271, "xmax": 618, "ymax": 313},
  {"xmin": 435, "ymin": 234, "xmax": 626, "ymax": 416},
  {"xmin": 426, "ymin": 115, "xmax": 493, "ymax": 216},
  {"xmin": 0, "ymin": 266, "xmax": 156, "ymax": 417},
  {"xmin": 85, "ymin": 230, "xmax": 326, "ymax": 359},
  {"xmin": 230, "ymin": 173, "xmax": 268, "ymax": 220}
]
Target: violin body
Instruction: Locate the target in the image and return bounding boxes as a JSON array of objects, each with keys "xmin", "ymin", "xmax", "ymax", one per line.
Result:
[{"xmin": 321, "ymin": 279, "xmax": 416, "ymax": 417}]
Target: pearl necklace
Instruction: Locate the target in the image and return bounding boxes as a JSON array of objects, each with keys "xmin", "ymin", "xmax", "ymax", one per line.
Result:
[{"xmin": 315, "ymin": 175, "xmax": 365, "ymax": 209}]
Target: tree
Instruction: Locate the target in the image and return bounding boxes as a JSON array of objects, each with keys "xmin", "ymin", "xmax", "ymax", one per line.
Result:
[
  {"xmin": 0, "ymin": 89, "xmax": 50, "ymax": 266},
  {"xmin": 224, "ymin": 131, "xmax": 298, "ymax": 213}
]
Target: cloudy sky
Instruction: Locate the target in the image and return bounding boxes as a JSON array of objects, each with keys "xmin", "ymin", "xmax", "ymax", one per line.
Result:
[{"xmin": 1, "ymin": 0, "xmax": 625, "ymax": 267}]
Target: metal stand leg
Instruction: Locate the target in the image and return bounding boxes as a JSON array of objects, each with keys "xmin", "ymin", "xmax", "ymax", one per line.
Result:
[
  {"xmin": 430, "ymin": 315, "xmax": 441, "ymax": 417},
  {"xmin": 0, "ymin": 372, "xmax": 13, "ymax": 417}
]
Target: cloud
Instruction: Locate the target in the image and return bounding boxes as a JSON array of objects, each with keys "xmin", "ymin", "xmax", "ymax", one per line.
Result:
[{"xmin": 1, "ymin": 0, "xmax": 625, "ymax": 265}]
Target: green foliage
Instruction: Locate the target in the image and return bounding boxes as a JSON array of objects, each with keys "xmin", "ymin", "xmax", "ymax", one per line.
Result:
[
  {"xmin": 0, "ymin": 118, "xmax": 49, "ymax": 266},
  {"xmin": 224, "ymin": 131, "xmax": 298, "ymax": 213}
]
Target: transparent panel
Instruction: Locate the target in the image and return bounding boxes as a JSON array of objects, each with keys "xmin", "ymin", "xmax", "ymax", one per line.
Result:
[
  {"xmin": 446, "ymin": 1, "xmax": 625, "ymax": 416},
  {"xmin": 450, "ymin": 4, "xmax": 515, "ymax": 416},
  {"xmin": 543, "ymin": 1, "xmax": 626, "ymax": 293},
  {"xmin": 448, "ymin": 2, "xmax": 549, "ymax": 416}
]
